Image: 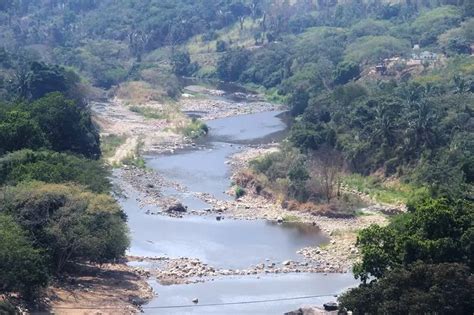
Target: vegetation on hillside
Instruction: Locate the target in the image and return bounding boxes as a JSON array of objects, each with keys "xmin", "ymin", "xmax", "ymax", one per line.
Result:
[
  {"xmin": 0, "ymin": 0, "xmax": 473, "ymax": 312},
  {"xmin": 0, "ymin": 55, "xmax": 128, "ymax": 303}
]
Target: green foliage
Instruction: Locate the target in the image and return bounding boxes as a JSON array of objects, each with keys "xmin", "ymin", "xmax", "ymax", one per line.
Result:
[
  {"xmin": 180, "ymin": 118, "xmax": 209, "ymax": 139},
  {"xmin": 217, "ymin": 49, "xmax": 251, "ymax": 82},
  {"xmin": 171, "ymin": 51, "xmax": 198, "ymax": 76},
  {"xmin": 342, "ymin": 174, "xmax": 416, "ymax": 205},
  {"xmin": 339, "ymin": 262, "xmax": 474, "ymax": 314},
  {"xmin": 27, "ymin": 92, "xmax": 100, "ymax": 158},
  {"xmin": 0, "ymin": 182, "xmax": 130, "ymax": 274},
  {"xmin": 353, "ymin": 198, "xmax": 473, "ymax": 282},
  {"xmin": 129, "ymin": 106, "xmax": 166, "ymax": 119},
  {"xmin": 0, "ymin": 110, "xmax": 46, "ymax": 152},
  {"xmin": 19, "ymin": 62, "xmax": 81, "ymax": 101},
  {"xmin": 411, "ymin": 6, "xmax": 462, "ymax": 46},
  {"xmin": 349, "ymin": 19, "xmax": 391, "ymax": 39},
  {"xmin": 250, "ymin": 147, "xmax": 311, "ymax": 202},
  {"xmin": 344, "ymin": 35, "xmax": 410, "ymax": 64},
  {"xmin": 334, "ymin": 61, "xmax": 360, "ymax": 85},
  {"xmin": 0, "ymin": 92, "xmax": 101, "ymax": 159},
  {"xmin": 0, "ymin": 150, "xmax": 111, "ymax": 193},
  {"xmin": 0, "ymin": 300, "xmax": 17, "ymax": 314},
  {"xmin": 290, "ymin": 81, "xmax": 473, "ymax": 198},
  {"xmin": 0, "ymin": 214, "xmax": 48, "ymax": 298},
  {"xmin": 235, "ymin": 186, "xmax": 245, "ymax": 199},
  {"xmin": 100, "ymin": 134, "xmax": 126, "ymax": 159},
  {"xmin": 438, "ymin": 18, "xmax": 474, "ymax": 55}
]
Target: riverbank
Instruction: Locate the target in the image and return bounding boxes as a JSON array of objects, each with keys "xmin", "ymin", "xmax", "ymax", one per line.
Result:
[
  {"xmin": 120, "ymin": 156, "xmax": 387, "ymax": 286},
  {"xmin": 46, "ymin": 262, "xmax": 154, "ymax": 314}
]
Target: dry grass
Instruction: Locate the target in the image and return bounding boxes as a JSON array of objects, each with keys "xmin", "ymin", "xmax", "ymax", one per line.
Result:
[{"xmin": 116, "ymin": 81, "xmax": 165, "ymax": 104}]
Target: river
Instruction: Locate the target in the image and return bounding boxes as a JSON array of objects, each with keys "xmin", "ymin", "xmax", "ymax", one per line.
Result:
[{"xmin": 118, "ymin": 84, "xmax": 359, "ymax": 314}]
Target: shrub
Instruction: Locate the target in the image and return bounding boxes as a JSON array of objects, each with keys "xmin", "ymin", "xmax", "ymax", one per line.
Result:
[
  {"xmin": 0, "ymin": 182, "xmax": 130, "ymax": 273},
  {"xmin": 0, "ymin": 150, "xmax": 111, "ymax": 193},
  {"xmin": 339, "ymin": 262, "xmax": 474, "ymax": 314},
  {"xmin": 0, "ymin": 214, "xmax": 49, "ymax": 299},
  {"xmin": 180, "ymin": 118, "xmax": 208, "ymax": 139},
  {"xmin": 235, "ymin": 186, "xmax": 246, "ymax": 199}
]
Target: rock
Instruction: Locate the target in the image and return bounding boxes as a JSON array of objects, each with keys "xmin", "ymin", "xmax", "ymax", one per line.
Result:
[
  {"xmin": 216, "ymin": 216, "xmax": 222, "ymax": 221},
  {"xmin": 129, "ymin": 296, "xmax": 148, "ymax": 306},
  {"xmin": 165, "ymin": 202, "xmax": 187, "ymax": 213},
  {"xmin": 192, "ymin": 298, "xmax": 199, "ymax": 304},
  {"xmin": 284, "ymin": 308, "xmax": 303, "ymax": 315},
  {"xmin": 282, "ymin": 260, "xmax": 291, "ymax": 266},
  {"xmin": 277, "ymin": 216, "xmax": 284, "ymax": 223},
  {"xmin": 323, "ymin": 302, "xmax": 338, "ymax": 311}
]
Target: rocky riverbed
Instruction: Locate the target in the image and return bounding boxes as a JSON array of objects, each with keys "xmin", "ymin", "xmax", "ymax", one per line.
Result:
[
  {"xmin": 118, "ymin": 148, "xmax": 387, "ymax": 286},
  {"xmin": 128, "ymin": 255, "xmax": 350, "ymax": 287},
  {"xmin": 91, "ymin": 83, "xmax": 392, "ymax": 314}
]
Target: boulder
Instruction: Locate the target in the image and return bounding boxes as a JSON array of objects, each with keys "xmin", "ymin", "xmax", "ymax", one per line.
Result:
[
  {"xmin": 323, "ymin": 302, "xmax": 338, "ymax": 311},
  {"xmin": 165, "ymin": 202, "xmax": 187, "ymax": 213}
]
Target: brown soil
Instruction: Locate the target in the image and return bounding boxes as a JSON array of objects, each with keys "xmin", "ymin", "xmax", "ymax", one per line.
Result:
[{"xmin": 46, "ymin": 263, "xmax": 153, "ymax": 315}]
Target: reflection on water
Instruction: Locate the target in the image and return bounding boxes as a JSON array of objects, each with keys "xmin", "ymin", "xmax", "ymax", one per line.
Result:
[
  {"xmin": 145, "ymin": 273, "xmax": 358, "ymax": 314},
  {"xmin": 122, "ymin": 191, "xmax": 328, "ymax": 269}
]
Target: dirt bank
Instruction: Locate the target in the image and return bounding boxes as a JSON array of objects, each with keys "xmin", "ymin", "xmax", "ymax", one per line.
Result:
[{"xmin": 46, "ymin": 262, "xmax": 153, "ymax": 315}]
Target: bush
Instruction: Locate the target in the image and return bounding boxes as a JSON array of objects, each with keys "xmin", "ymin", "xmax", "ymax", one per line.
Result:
[
  {"xmin": 0, "ymin": 214, "xmax": 49, "ymax": 299},
  {"xmin": 0, "ymin": 300, "xmax": 17, "ymax": 314},
  {"xmin": 0, "ymin": 182, "xmax": 130, "ymax": 273},
  {"xmin": 235, "ymin": 186, "xmax": 246, "ymax": 199},
  {"xmin": 216, "ymin": 40, "xmax": 228, "ymax": 52},
  {"xmin": 353, "ymin": 198, "xmax": 473, "ymax": 282},
  {"xmin": 0, "ymin": 150, "xmax": 111, "ymax": 193},
  {"xmin": 339, "ymin": 262, "xmax": 474, "ymax": 314},
  {"xmin": 180, "ymin": 118, "xmax": 208, "ymax": 139}
]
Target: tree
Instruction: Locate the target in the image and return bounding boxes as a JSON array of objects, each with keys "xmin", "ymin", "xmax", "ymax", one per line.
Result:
[
  {"xmin": 334, "ymin": 61, "xmax": 360, "ymax": 85},
  {"xmin": 0, "ymin": 149, "xmax": 111, "ymax": 193},
  {"xmin": 171, "ymin": 51, "xmax": 197, "ymax": 76},
  {"xmin": 0, "ymin": 182, "xmax": 129, "ymax": 274},
  {"xmin": 339, "ymin": 262, "xmax": 474, "ymax": 315},
  {"xmin": 0, "ymin": 111, "xmax": 47, "ymax": 154},
  {"xmin": 216, "ymin": 40, "xmax": 227, "ymax": 52},
  {"xmin": 22, "ymin": 62, "xmax": 78, "ymax": 100},
  {"xmin": 217, "ymin": 49, "xmax": 250, "ymax": 81},
  {"xmin": 28, "ymin": 92, "xmax": 101, "ymax": 159},
  {"xmin": 308, "ymin": 146, "xmax": 343, "ymax": 203},
  {"xmin": 0, "ymin": 214, "xmax": 49, "ymax": 299},
  {"xmin": 353, "ymin": 198, "xmax": 473, "ymax": 282},
  {"xmin": 289, "ymin": 88, "xmax": 309, "ymax": 116}
]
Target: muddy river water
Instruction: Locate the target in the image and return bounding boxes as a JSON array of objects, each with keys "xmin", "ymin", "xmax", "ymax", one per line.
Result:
[{"xmin": 119, "ymin": 86, "xmax": 358, "ymax": 313}]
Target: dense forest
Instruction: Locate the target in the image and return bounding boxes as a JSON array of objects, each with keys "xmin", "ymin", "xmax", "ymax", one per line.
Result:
[{"xmin": 0, "ymin": 0, "xmax": 473, "ymax": 313}]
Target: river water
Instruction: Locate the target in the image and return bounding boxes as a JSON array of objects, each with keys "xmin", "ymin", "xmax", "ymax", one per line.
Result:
[{"xmin": 118, "ymin": 85, "xmax": 358, "ymax": 313}]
